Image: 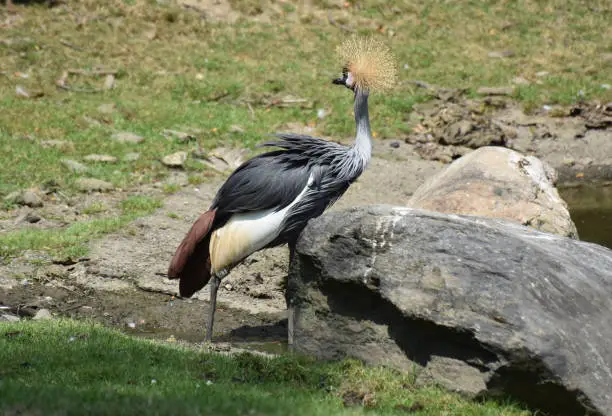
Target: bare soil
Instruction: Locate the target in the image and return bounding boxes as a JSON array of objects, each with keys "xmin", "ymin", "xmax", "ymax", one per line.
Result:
[{"xmin": 2, "ymin": 97, "xmax": 611, "ymax": 347}]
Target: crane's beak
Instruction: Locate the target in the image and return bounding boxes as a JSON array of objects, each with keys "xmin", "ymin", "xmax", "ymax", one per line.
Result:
[{"xmin": 332, "ymin": 77, "xmax": 345, "ymax": 85}]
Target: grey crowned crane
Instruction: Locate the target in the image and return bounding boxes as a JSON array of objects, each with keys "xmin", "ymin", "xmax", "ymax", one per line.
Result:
[{"xmin": 168, "ymin": 37, "xmax": 397, "ymax": 342}]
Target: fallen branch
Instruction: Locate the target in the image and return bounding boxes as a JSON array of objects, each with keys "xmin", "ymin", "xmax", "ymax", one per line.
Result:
[
  {"xmin": 59, "ymin": 39, "xmax": 84, "ymax": 52},
  {"xmin": 206, "ymin": 90, "xmax": 231, "ymax": 102},
  {"xmin": 56, "ymin": 70, "xmax": 104, "ymax": 93},
  {"xmin": 410, "ymin": 80, "xmax": 435, "ymax": 90},
  {"xmin": 328, "ymin": 11, "xmax": 354, "ymax": 32},
  {"xmin": 67, "ymin": 68, "xmax": 118, "ymax": 76},
  {"xmin": 265, "ymin": 97, "xmax": 309, "ymax": 109}
]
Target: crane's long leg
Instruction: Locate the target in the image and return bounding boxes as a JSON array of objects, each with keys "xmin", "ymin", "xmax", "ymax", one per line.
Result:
[{"xmin": 205, "ymin": 275, "xmax": 221, "ymax": 342}]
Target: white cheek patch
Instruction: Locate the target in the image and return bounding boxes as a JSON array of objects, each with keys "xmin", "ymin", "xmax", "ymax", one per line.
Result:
[{"xmin": 346, "ymin": 72, "xmax": 354, "ymax": 87}]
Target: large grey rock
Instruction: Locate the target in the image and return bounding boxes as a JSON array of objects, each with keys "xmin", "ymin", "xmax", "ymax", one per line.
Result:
[
  {"xmin": 288, "ymin": 206, "xmax": 612, "ymax": 416},
  {"xmin": 408, "ymin": 147, "xmax": 578, "ymax": 238}
]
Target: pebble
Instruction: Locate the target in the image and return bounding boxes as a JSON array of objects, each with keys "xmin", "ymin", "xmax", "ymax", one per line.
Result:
[
  {"xmin": 161, "ymin": 129, "xmax": 195, "ymax": 142},
  {"xmin": 512, "ymin": 77, "xmax": 530, "ymax": 85},
  {"xmin": 33, "ymin": 308, "xmax": 53, "ymax": 320},
  {"xmin": 61, "ymin": 159, "xmax": 89, "ymax": 174},
  {"xmin": 97, "ymin": 103, "xmax": 116, "ymax": 114},
  {"xmin": 0, "ymin": 313, "xmax": 20, "ymax": 322},
  {"xmin": 162, "ymin": 151, "xmax": 187, "ymax": 168},
  {"xmin": 16, "ymin": 190, "xmax": 43, "ymax": 208},
  {"xmin": 75, "ymin": 178, "xmax": 114, "ymax": 193},
  {"xmin": 123, "ymin": 152, "xmax": 141, "ymax": 162},
  {"xmin": 487, "ymin": 50, "xmax": 514, "ymax": 59},
  {"xmin": 40, "ymin": 140, "xmax": 74, "ymax": 151},
  {"xmin": 23, "ymin": 212, "xmax": 42, "ymax": 223},
  {"xmin": 476, "ymin": 86, "xmax": 515, "ymax": 96},
  {"xmin": 84, "ymin": 154, "xmax": 118, "ymax": 163},
  {"xmin": 111, "ymin": 132, "xmax": 144, "ymax": 144}
]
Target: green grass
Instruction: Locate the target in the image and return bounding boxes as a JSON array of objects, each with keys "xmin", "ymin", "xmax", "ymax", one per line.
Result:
[
  {"xmin": 1, "ymin": 0, "xmax": 610, "ymax": 197},
  {"xmin": 0, "ymin": 320, "xmax": 530, "ymax": 416},
  {"xmin": 0, "ymin": 195, "xmax": 162, "ymax": 261}
]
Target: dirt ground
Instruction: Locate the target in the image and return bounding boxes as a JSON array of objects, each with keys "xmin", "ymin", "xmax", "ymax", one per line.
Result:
[{"xmin": 1, "ymin": 97, "xmax": 611, "ymax": 347}]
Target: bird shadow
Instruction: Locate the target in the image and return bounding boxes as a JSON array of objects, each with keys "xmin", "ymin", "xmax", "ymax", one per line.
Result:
[{"xmin": 217, "ymin": 319, "xmax": 288, "ymax": 345}]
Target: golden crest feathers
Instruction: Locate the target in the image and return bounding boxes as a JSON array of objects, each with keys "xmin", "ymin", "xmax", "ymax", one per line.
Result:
[{"xmin": 337, "ymin": 36, "xmax": 397, "ymax": 92}]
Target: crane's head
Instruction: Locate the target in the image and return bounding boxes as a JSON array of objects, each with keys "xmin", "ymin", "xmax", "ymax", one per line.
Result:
[{"xmin": 333, "ymin": 36, "xmax": 397, "ymax": 93}]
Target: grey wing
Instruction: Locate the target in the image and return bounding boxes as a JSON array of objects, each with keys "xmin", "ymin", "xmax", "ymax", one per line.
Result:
[
  {"xmin": 211, "ymin": 151, "xmax": 313, "ymax": 216},
  {"xmin": 213, "ymin": 132, "xmax": 345, "ymax": 215}
]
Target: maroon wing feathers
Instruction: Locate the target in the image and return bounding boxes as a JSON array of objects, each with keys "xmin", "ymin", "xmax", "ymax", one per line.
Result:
[{"xmin": 167, "ymin": 209, "xmax": 216, "ymax": 298}]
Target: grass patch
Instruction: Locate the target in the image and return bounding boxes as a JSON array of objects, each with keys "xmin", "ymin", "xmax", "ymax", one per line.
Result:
[
  {"xmin": 0, "ymin": 320, "xmax": 530, "ymax": 416},
  {"xmin": 82, "ymin": 201, "xmax": 107, "ymax": 215},
  {"xmin": 0, "ymin": 0, "xmax": 610, "ymax": 197},
  {"xmin": 0, "ymin": 196, "xmax": 161, "ymax": 261}
]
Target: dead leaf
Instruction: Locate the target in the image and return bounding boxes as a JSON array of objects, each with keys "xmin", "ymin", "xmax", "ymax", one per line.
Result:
[{"xmin": 196, "ymin": 147, "xmax": 248, "ymax": 173}]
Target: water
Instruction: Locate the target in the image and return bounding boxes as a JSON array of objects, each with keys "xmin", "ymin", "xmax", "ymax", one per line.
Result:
[
  {"xmin": 559, "ymin": 184, "xmax": 612, "ymax": 249},
  {"xmin": 124, "ymin": 324, "xmax": 288, "ymax": 355}
]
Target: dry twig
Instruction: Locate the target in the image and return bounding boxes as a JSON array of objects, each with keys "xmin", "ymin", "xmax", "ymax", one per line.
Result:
[
  {"xmin": 328, "ymin": 11, "xmax": 354, "ymax": 32},
  {"xmin": 59, "ymin": 39, "xmax": 84, "ymax": 52}
]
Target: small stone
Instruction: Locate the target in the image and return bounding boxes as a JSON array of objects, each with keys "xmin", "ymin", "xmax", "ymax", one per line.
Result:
[
  {"xmin": 161, "ymin": 129, "xmax": 195, "ymax": 142},
  {"xmin": 488, "ymin": 50, "xmax": 514, "ymax": 59},
  {"xmin": 24, "ymin": 212, "xmax": 42, "ymax": 223},
  {"xmin": 97, "ymin": 103, "xmax": 116, "ymax": 114},
  {"xmin": 40, "ymin": 140, "xmax": 74, "ymax": 151},
  {"xmin": 224, "ymin": 283, "xmax": 233, "ymax": 291},
  {"xmin": 4, "ymin": 191, "xmax": 21, "ymax": 204},
  {"xmin": 317, "ymin": 108, "xmax": 327, "ymax": 119},
  {"xmin": 82, "ymin": 116, "xmax": 102, "ymax": 127},
  {"xmin": 15, "ymin": 85, "xmax": 30, "ymax": 97},
  {"xmin": 389, "ymin": 141, "xmax": 400, "ymax": 149},
  {"xmin": 601, "ymin": 84, "xmax": 611, "ymax": 90},
  {"xmin": 111, "ymin": 132, "xmax": 144, "ymax": 144},
  {"xmin": 229, "ymin": 125, "xmax": 245, "ymax": 133},
  {"xmin": 512, "ymin": 77, "xmax": 530, "ymax": 85},
  {"xmin": 563, "ymin": 158, "xmax": 576, "ymax": 167},
  {"xmin": 123, "ymin": 152, "xmax": 141, "ymax": 162},
  {"xmin": 1, "ymin": 313, "xmax": 20, "ymax": 322},
  {"xmin": 61, "ymin": 159, "xmax": 89, "ymax": 173},
  {"xmin": 33, "ymin": 308, "xmax": 53, "ymax": 320},
  {"xmin": 84, "ymin": 154, "xmax": 118, "ymax": 163},
  {"xmin": 75, "ymin": 178, "xmax": 114, "ymax": 192},
  {"xmin": 477, "ymin": 87, "xmax": 515, "ymax": 96},
  {"xmin": 103, "ymin": 74, "xmax": 115, "ymax": 90},
  {"xmin": 15, "ymin": 190, "xmax": 43, "ymax": 208},
  {"xmin": 162, "ymin": 151, "xmax": 187, "ymax": 168}
]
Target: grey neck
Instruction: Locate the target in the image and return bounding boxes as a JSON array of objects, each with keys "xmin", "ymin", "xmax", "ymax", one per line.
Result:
[{"xmin": 353, "ymin": 89, "xmax": 372, "ymax": 161}]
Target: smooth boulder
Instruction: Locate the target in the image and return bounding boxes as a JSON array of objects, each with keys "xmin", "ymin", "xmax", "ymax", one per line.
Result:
[
  {"xmin": 408, "ymin": 146, "xmax": 578, "ymax": 238},
  {"xmin": 288, "ymin": 206, "xmax": 612, "ymax": 416}
]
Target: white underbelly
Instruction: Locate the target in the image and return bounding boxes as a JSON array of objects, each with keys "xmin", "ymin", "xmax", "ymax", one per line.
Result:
[{"xmin": 210, "ymin": 174, "xmax": 312, "ymax": 275}]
